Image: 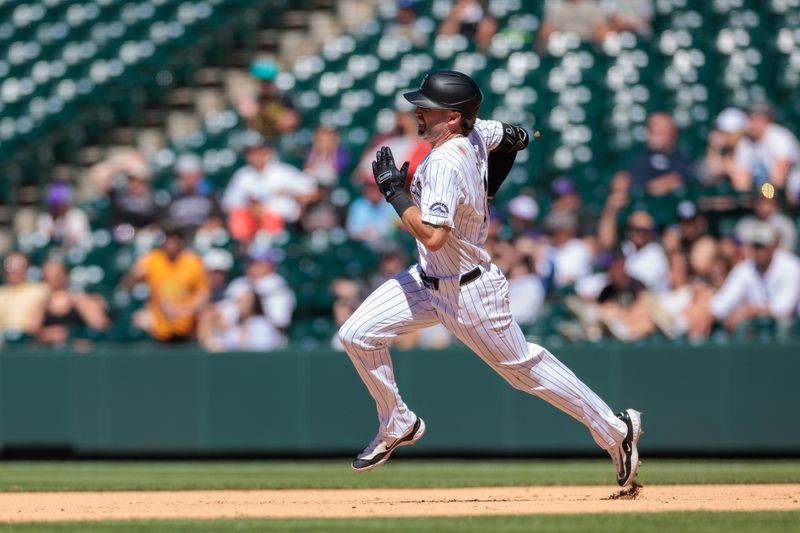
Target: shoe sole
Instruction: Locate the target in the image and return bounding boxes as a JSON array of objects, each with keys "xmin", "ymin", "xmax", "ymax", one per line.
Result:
[
  {"xmin": 352, "ymin": 418, "xmax": 427, "ymax": 473},
  {"xmin": 620, "ymin": 409, "xmax": 643, "ymax": 487}
]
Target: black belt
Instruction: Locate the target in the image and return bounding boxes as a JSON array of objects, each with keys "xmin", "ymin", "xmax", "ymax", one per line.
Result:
[{"xmin": 420, "ymin": 267, "xmax": 481, "ymax": 290}]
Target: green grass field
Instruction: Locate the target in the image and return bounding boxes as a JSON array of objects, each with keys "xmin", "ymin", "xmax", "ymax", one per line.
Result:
[
  {"xmin": 1, "ymin": 512, "xmax": 799, "ymax": 533},
  {"xmin": 1, "ymin": 460, "xmax": 798, "ymax": 532},
  {"xmin": 1, "ymin": 459, "xmax": 799, "ymax": 491}
]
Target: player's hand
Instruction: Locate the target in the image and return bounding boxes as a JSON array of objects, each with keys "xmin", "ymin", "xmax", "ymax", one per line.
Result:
[{"xmin": 372, "ymin": 146, "xmax": 409, "ymax": 201}]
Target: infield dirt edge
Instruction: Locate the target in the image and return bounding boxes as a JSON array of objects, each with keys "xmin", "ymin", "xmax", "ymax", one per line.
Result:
[{"xmin": 1, "ymin": 484, "xmax": 799, "ymax": 523}]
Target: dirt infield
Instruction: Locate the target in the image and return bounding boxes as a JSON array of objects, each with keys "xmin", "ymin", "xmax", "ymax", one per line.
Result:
[{"xmin": 1, "ymin": 484, "xmax": 798, "ymax": 522}]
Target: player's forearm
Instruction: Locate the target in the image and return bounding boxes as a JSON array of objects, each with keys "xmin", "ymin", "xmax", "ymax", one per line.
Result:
[{"xmin": 400, "ymin": 206, "xmax": 449, "ymax": 251}]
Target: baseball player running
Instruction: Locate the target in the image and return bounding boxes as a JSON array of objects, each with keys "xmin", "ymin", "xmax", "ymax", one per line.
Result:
[{"xmin": 338, "ymin": 70, "xmax": 643, "ymax": 486}]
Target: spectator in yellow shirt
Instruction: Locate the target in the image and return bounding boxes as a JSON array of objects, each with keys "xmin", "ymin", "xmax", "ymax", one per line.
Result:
[
  {"xmin": 124, "ymin": 225, "xmax": 210, "ymax": 342},
  {"xmin": 0, "ymin": 252, "xmax": 49, "ymax": 337}
]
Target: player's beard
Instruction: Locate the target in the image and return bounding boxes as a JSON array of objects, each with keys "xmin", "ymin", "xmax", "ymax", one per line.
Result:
[
  {"xmin": 417, "ymin": 114, "xmax": 443, "ymax": 141},
  {"xmin": 417, "ymin": 114, "xmax": 428, "ymax": 137}
]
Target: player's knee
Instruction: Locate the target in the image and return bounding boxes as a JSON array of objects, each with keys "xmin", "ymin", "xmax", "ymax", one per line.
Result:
[
  {"xmin": 338, "ymin": 318, "xmax": 383, "ymax": 353},
  {"xmin": 337, "ymin": 322, "xmax": 361, "ymax": 351}
]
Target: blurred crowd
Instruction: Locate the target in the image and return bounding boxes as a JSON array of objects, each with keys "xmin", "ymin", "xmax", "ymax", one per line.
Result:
[
  {"xmin": 489, "ymin": 102, "xmax": 800, "ymax": 345},
  {"xmin": 0, "ymin": 51, "xmax": 422, "ymax": 352},
  {"xmin": 1, "ymin": 0, "xmax": 799, "ymax": 351}
]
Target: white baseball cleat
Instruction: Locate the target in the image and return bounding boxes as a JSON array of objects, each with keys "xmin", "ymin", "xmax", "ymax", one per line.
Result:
[
  {"xmin": 351, "ymin": 418, "xmax": 426, "ymax": 472},
  {"xmin": 609, "ymin": 409, "xmax": 643, "ymax": 487}
]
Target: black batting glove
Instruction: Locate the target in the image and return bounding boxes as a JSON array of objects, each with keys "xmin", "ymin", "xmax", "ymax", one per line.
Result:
[
  {"xmin": 372, "ymin": 146, "xmax": 408, "ymax": 200},
  {"xmin": 372, "ymin": 146, "xmax": 414, "ymax": 217}
]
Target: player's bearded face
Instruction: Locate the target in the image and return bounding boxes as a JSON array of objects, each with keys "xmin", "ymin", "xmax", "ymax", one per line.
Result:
[{"xmin": 416, "ymin": 107, "xmax": 452, "ymax": 140}]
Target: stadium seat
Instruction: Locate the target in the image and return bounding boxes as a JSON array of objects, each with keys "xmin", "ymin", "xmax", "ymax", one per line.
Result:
[{"xmin": 2, "ymin": 0, "xmax": 799, "ymax": 346}]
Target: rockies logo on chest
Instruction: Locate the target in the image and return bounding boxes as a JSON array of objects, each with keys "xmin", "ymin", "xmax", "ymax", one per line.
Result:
[{"xmin": 410, "ymin": 174, "xmax": 423, "ymax": 202}]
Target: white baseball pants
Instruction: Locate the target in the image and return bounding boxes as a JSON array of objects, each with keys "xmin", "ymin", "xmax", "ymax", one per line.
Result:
[{"xmin": 338, "ymin": 264, "xmax": 628, "ymax": 450}]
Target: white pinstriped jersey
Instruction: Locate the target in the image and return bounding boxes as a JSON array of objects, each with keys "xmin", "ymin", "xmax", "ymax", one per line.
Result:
[
  {"xmin": 341, "ymin": 111, "xmax": 633, "ymax": 459},
  {"xmin": 409, "ymin": 118, "xmax": 506, "ymax": 278}
]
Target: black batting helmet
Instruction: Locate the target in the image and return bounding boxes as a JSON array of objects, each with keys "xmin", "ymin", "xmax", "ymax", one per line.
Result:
[{"xmin": 403, "ymin": 70, "xmax": 483, "ymax": 119}]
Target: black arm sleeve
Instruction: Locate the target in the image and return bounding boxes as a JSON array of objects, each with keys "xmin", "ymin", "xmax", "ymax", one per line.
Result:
[
  {"xmin": 487, "ymin": 151, "xmax": 517, "ymax": 199},
  {"xmin": 487, "ymin": 123, "xmax": 529, "ymax": 198}
]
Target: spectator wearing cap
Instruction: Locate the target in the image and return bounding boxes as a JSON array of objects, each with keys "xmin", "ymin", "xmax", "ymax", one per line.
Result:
[
  {"xmin": 196, "ymin": 248, "xmax": 234, "ymax": 347},
  {"xmin": 164, "ymin": 153, "xmax": 225, "ymax": 239},
  {"xmin": 123, "ymin": 224, "xmax": 210, "ymax": 342},
  {"xmin": 346, "ymin": 179, "xmax": 399, "ymax": 249},
  {"xmin": 507, "ymin": 194, "xmax": 539, "ymax": 235},
  {"xmin": 200, "ymin": 246, "xmax": 295, "ymax": 352},
  {"xmin": 203, "ymin": 248, "xmax": 234, "ymax": 303},
  {"xmin": 734, "ymin": 187, "xmax": 797, "ymax": 252},
  {"xmin": 595, "ymin": 249, "xmax": 654, "ymax": 341},
  {"xmin": 33, "ymin": 181, "xmax": 91, "ymax": 248},
  {"xmin": 236, "ymin": 59, "xmax": 299, "ymax": 140},
  {"xmin": 620, "ymin": 211, "xmax": 669, "ymax": 292},
  {"xmin": 599, "ymin": 206, "xmax": 669, "ymax": 292},
  {"xmin": 662, "ymin": 201, "xmax": 718, "ymax": 276},
  {"xmin": 107, "ymin": 161, "xmax": 162, "ymax": 238},
  {"xmin": 562, "ymin": 249, "xmax": 653, "ymax": 342},
  {"xmin": 223, "ymin": 131, "xmax": 284, "ymax": 239},
  {"xmin": 544, "ymin": 210, "xmax": 593, "ymax": 289},
  {"xmin": 222, "ymin": 131, "xmax": 318, "ymax": 241},
  {"xmin": 27, "ymin": 259, "xmax": 110, "ymax": 347},
  {"xmin": 733, "ymin": 102, "xmax": 800, "ymax": 204},
  {"xmin": 613, "ymin": 112, "xmax": 692, "ymax": 198},
  {"xmin": 0, "ymin": 252, "xmax": 49, "ymax": 338},
  {"xmin": 550, "ymin": 176, "xmax": 598, "ymax": 239},
  {"xmin": 710, "ymin": 222, "xmax": 800, "ymax": 332},
  {"xmin": 698, "ymin": 107, "xmax": 748, "ymax": 186},
  {"xmin": 387, "ymin": 0, "xmax": 429, "ymax": 47}
]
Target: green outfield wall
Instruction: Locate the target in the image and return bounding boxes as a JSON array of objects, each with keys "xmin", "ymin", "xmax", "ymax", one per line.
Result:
[{"xmin": 1, "ymin": 342, "xmax": 798, "ymax": 456}]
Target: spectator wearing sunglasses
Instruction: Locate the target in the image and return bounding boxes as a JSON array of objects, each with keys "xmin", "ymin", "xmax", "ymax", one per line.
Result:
[
  {"xmin": 710, "ymin": 222, "xmax": 800, "ymax": 332},
  {"xmin": 619, "ymin": 211, "xmax": 669, "ymax": 293}
]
